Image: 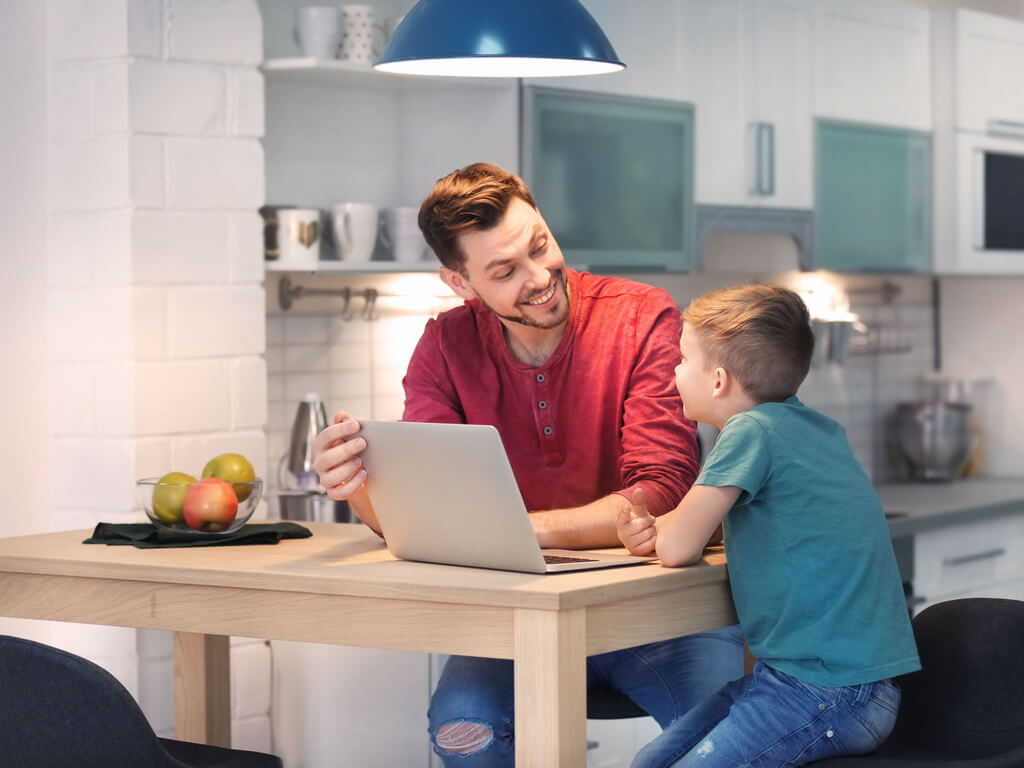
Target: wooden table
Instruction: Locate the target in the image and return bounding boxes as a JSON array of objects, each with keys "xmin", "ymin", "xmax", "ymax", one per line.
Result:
[{"xmin": 0, "ymin": 523, "xmax": 736, "ymax": 767}]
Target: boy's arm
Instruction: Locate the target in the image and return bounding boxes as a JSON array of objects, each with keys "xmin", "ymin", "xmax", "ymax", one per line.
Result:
[{"xmin": 655, "ymin": 485, "xmax": 742, "ymax": 567}]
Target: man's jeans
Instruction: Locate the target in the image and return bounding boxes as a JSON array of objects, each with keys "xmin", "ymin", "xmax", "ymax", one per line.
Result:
[
  {"xmin": 632, "ymin": 661, "xmax": 901, "ymax": 768},
  {"xmin": 427, "ymin": 625, "xmax": 745, "ymax": 767}
]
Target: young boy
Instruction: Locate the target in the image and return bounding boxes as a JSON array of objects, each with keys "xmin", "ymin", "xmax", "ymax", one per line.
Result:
[{"xmin": 617, "ymin": 284, "xmax": 920, "ymax": 767}]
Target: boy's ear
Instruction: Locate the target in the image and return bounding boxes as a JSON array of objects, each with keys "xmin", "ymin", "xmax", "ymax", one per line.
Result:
[
  {"xmin": 711, "ymin": 367, "xmax": 730, "ymax": 399},
  {"xmin": 439, "ymin": 266, "xmax": 475, "ymax": 302}
]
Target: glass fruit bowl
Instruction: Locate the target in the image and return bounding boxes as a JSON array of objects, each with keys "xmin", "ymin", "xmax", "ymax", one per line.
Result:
[{"xmin": 136, "ymin": 477, "xmax": 263, "ymax": 535}]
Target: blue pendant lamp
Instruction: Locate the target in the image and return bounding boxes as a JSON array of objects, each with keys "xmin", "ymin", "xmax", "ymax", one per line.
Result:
[{"xmin": 374, "ymin": 0, "xmax": 625, "ymax": 78}]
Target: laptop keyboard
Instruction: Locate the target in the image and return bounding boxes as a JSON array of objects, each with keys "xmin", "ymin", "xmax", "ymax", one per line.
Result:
[{"xmin": 543, "ymin": 554, "xmax": 599, "ymax": 564}]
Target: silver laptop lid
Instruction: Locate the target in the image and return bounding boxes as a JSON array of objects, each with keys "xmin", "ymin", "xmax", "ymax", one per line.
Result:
[{"xmin": 358, "ymin": 421, "xmax": 549, "ymax": 573}]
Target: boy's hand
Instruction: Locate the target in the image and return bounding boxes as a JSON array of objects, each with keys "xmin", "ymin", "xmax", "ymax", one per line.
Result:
[{"xmin": 616, "ymin": 488, "xmax": 658, "ymax": 556}]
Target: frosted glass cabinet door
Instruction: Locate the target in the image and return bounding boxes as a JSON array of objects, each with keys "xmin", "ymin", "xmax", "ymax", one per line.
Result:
[
  {"xmin": 814, "ymin": 121, "xmax": 932, "ymax": 272},
  {"xmin": 522, "ymin": 87, "xmax": 696, "ymax": 271}
]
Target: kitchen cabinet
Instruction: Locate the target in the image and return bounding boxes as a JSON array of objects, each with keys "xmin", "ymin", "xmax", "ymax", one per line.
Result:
[
  {"xmin": 911, "ymin": 511, "xmax": 1024, "ymax": 614},
  {"xmin": 527, "ymin": 0, "xmax": 702, "ymax": 103},
  {"xmin": 522, "ymin": 87, "xmax": 696, "ymax": 271},
  {"xmin": 694, "ymin": 0, "xmax": 813, "ymax": 209},
  {"xmin": 878, "ymin": 481, "xmax": 1024, "ymax": 616},
  {"xmin": 812, "ymin": 0, "xmax": 931, "ymax": 131},
  {"xmin": 814, "ymin": 120, "xmax": 932, "ymax": 272},
  {"xmin": 934, "ymin": 9, "xmax": 1024, "ymax": 137}
]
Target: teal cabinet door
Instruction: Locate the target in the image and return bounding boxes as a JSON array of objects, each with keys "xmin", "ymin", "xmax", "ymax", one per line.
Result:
[
  {"xmin": 815, "ymin": 120, "xmax": 932, "ymax": 272},
  {"xmin": 523, "ymin": 87, "xmax": 696, "ymax": 271}
]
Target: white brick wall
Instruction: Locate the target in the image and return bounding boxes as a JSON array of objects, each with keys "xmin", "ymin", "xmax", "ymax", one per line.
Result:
[{"xmin": 42, "ymin": 0, "xmax": 271, "ymax": 753}]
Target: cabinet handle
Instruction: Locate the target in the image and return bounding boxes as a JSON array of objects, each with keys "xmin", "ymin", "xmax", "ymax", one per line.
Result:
[
  {"xmin": 941, "ymin": 547, "xmax": 1006, "ymax": 567},
  {"xmin": 749, "ymin": 122, "xmax": 775, "ymax": 196},
  {"xmin": 987, "ymin": 120, "xmax": 1024, "ymax": 139},
  {"xmin": 761, "ymin": 122, "xmax": 775, "ymax": 196}
]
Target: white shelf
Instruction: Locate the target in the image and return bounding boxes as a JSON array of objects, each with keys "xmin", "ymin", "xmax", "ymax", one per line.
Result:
[
  {"xmin": 261, "ymin": 58, "xmax": 515, "ymax": 91},
  {"xmin": 265, "ymin": 260, "xmax": 437, "ymax": 274}
]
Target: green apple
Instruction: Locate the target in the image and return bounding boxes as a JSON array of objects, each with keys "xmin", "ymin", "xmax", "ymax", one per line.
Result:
[
  {"xmin": 202, "ymin": 452, "xmax": 256, "ymax": 501},
  {"xmin": 152, "ymin": 471, "xmax": 196, "ymax": 524}
]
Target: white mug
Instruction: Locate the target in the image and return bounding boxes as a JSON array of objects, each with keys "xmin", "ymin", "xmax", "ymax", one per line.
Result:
[
  {"xmin": 294, "ymin": 6, "xmax": 342, "ymax": 59},
  {"xmin": 332, "ymin": 203, "xmax": 379, "ymax": 263},
  {"xmin": 339, "ymin": 5, "xmax": 377, "ymax": 64},
  {"xmin": 381, "ymin": 206, "xmax": 428, "ymax": 264},
  {"xmin": 277, "ymin": 208, "xmax": 322, "ymax": 268}
]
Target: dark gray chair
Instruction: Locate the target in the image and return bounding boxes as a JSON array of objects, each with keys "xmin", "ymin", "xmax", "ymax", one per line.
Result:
[
  {"xmin": 0, "ymin": 634, "xmax": 283, "ymax": 768},
  {"xmin": 810, "ymin": 597, "xmax": 1024, "ymax": 767},
  {"xmin": 587, "ymin": 685, "xmax": 649, "ymax": 720}
]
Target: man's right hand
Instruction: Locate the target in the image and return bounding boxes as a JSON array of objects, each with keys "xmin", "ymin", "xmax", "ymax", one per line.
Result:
[{"xmin": 312, "ymin": 411, "xmax": 368, "ymax": 502}]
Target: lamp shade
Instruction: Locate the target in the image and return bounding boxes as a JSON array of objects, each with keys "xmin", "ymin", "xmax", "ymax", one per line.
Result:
[{"xmin": 374, "ymin": 0, "xmax": 625, "ymax": 78}]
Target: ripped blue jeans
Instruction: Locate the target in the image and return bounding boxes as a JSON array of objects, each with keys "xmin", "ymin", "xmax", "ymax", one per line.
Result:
[
  {"xmin": 631, "ymin": 661, "xmax": 901, "ymax": 768},
  {"xmin": 427, "ymin": 625, "xmax": 745, "ymax": 766}
]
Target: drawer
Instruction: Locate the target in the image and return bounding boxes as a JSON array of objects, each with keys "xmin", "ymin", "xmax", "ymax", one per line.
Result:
[{"xmin": 913, "ymin": 514, "xmax": 1024, "ymax": 599}]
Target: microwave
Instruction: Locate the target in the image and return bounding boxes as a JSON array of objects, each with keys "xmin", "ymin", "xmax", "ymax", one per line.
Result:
[{"xmin": 936, "ymin": 131, "xmax": 1024, "ymax": 273}]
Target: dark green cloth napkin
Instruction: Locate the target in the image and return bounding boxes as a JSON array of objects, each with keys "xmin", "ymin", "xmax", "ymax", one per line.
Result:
[{"xmin": 83, "ymin": 521, "xmax": 313, "ymax": 548}]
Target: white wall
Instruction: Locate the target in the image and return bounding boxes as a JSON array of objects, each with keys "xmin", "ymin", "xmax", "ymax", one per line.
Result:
[
  {"xmin": 0, "ymin": 0, "xmax": 55, "ymax": 649},
  {"xmin": 0, "ymin": 2, "xmax": 50, "ymax": 538}
]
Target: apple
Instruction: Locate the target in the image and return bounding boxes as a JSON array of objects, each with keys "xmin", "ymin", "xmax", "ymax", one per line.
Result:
[
  {"xmin": 183, "ymin": 477, "xmax": 239, "ymax": 532},
  {"xmin": 202, "ymin": 452, "xmax": 256, "ymax": 501},
  {"xmin": 151, "ymin": 471, "xmax": 196, "ymax": 525}
]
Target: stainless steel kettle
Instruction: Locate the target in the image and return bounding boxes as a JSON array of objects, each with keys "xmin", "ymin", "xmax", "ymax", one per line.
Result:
[{"xmin": 281, "ymin": 393, "xmax": 329, "ymax": 491}]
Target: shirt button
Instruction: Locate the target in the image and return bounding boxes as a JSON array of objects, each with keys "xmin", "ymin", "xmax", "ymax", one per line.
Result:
[
  {"xmin": 543, "ymin": 426, "xmax": 553, "ymax": 435},
  {"xmin": 818, "ymin": 703, "xmax": 825, "ymax": 711},
  {"xmin": 826, "ymin": 729, "xmax": 834, "ymax": 738},
  {"xmin": 538, "ymin": 400, "xmax": 548, "ymax": 409},
  {"xmin": 536, "ymin": 373, "xmax": 545, "ymax": 383}
]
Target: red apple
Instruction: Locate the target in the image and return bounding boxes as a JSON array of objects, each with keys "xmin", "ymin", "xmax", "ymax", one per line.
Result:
[{"xmin": 183, "ymin": 477, "xmax": 239, "ymax": 532}]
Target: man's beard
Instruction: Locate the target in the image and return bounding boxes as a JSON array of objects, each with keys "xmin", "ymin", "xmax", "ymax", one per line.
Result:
[{"xmin": 480, "ymin": 269, "xmax": 569, "ymax": 329}]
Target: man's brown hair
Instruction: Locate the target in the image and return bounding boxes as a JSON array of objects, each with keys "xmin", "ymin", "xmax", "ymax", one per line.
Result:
[
  {"xmin": 418, "ymin": 162, "xmax": 538, "ymax": 273},
  {"xmin": 683, "ymin": 284, "xmax": 815, "ymax": 403}
]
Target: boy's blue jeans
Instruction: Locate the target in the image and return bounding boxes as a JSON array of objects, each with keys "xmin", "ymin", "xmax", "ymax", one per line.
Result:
[
  {"xmin": 427, "ymin": 625, "xmax": 745, "ymax": 766},
  {"xmin": 632, "ymin": 661, "xmax": 901, "ymax": 768}
]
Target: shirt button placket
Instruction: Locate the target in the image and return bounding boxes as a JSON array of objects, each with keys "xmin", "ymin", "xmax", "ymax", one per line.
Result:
[{"xmin": 535, "ymin": 371, "xmax": 554, "ymax": 444}]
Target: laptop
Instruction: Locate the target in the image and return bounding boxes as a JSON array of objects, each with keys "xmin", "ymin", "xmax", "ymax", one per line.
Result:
[{"xmin": 357, "ymin": 420, "xmax": 658, "ymax": 574}]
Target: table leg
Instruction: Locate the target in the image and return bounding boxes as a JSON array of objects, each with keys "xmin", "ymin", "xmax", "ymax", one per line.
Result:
[
  {"xmin": 513, "ymin": 607, "xmax": 586, "ymax": 768},
  {"xmin": 173, "ymin": 631, "xmax": 231, "ymax": 747}
]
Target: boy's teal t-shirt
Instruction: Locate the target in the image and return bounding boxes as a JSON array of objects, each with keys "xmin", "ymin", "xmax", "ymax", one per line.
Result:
[{"xmin": 697, "ymin": 397, "xmax": 920, "ymax": 687}]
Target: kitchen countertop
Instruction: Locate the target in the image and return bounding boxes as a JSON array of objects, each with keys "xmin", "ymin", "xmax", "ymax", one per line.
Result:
[{"xmin": 878, "ymin": 477, "xmax": 1024, "ymax": 539}]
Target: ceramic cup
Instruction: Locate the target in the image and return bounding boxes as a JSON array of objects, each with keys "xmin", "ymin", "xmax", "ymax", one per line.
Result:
[
  {"xmin": 339, "ymin": 5, "xmax": 377, "ymax": 63},
  {"xmin": 277, "ymin": 208, "xmax": 322, "ymax": 268},
  {"xmin": 259, "ymin": 204, "xmax": 296, "ymax": 261},
  {"xmin": 295, "ymin": 6, "xmax": 342, "ymax": 59},
  {"xmin": 332, "ymin": 203, "xmax": 379, "ymax": 263},
  {"xmin": 381, "ymin": 206, "xmax": 428, "ymax": 264}
]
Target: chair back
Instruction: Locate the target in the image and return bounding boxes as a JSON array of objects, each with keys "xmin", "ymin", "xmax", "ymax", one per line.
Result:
[
  {"xmin": 0, "ymin": 634, "xmax": 182, "ymax": 768},
  {"xmin": 886, "ymin": 597, "xmax": 1024, "ymax": 758},
  {"xmin": 586, "ymin": 685, "xmax": 649, "ymax": 720}
]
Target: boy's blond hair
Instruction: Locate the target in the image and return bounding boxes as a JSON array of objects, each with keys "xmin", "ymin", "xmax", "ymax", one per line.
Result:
[{"xmin": 682, "ymin": 284, "xmax": 815, "ymax": 403}]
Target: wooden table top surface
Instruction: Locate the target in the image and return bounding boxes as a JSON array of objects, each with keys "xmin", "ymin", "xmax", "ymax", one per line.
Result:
[{"xmin": 0, "ymin": 522, "xmax": 728, "ymax": 611}]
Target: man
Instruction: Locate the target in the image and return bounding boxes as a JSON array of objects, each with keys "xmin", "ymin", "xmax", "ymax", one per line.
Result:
[{"xmin": 312, "ymin": 163, "xmax": 743, "ymax": 767}]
